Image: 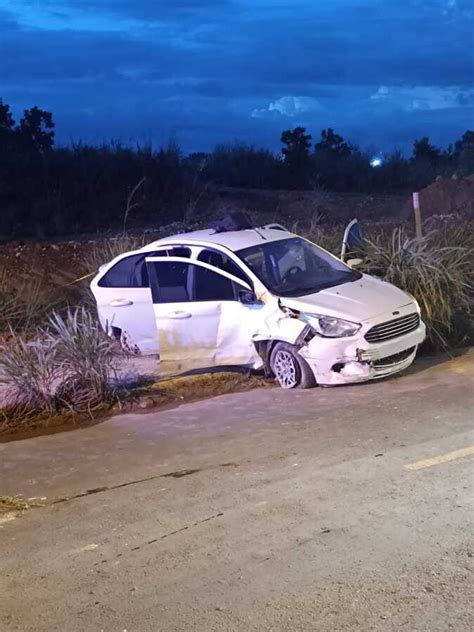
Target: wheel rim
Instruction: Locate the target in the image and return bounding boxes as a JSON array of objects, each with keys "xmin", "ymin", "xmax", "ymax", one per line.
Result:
[{"xmin": 273, "ymin": 350, "xmax": 299, "ymax": 389}]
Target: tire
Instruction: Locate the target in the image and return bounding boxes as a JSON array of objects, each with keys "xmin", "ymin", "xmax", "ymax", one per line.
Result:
[{"xmin": 270, "ymin": 342, "xmax": 317, "ymax": 389}]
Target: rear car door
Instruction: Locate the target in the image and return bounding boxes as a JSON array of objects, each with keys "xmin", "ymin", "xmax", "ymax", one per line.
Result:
[
  {"xmin": 145, "ymin": 256, "xmax": 263, "ymax": 373},
  {"xmin": 92, "ymin": 247, "xmax": 190, "ymax": 354}
]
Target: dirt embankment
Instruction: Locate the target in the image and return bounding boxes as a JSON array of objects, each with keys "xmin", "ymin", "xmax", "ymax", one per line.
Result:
[{"xmin": 414, "ymin": 175, "xmax": 474, "ymax": 219}]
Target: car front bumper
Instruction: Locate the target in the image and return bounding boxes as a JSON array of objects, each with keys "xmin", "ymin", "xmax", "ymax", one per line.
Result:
[{"xmin": 299, "ymin": 320, "xmax": 426, "ymax": 386}]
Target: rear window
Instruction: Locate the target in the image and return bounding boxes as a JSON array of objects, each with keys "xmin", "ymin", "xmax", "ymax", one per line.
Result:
[{"xmin": 98, "ymin": 247, "xmax": 190, "ymax": 288}]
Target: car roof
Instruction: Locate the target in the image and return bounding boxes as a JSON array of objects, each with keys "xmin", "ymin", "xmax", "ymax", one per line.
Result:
[{"xmin": 141, "ymin": 228, "xmax": 295, "ymax": 253}]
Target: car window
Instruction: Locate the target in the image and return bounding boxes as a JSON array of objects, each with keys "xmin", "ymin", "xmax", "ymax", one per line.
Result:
[
  {"xmin": 193, "ymin": 265, "xmax": 236, "ymax": 301},
  {"xmin": 98, "ymin": 253, "xmax": 145, "ymax": 288},
  {"xmin": 197, "ymin": 249, "xmax": 249, "ymax": 284},
  {"xmin": 238, "ymin": 237, "xmax": 361, "ymax": 298},
  {"xmin": 147, "ymin": 261, "xmax": 238, "ymax": 303},
  {"xmin": 140, "ymin": 247, "xmax": 190, "ymax": 286},
  {"xmin": 147, "ymin": 261, "xmax": 191, "ymax": 303},
  {"xmin": 98, "ymin": 247, "xmax": 190, "ymax": 288}
]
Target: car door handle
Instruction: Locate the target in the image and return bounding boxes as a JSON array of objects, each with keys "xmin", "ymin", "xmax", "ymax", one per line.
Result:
[
  {"xmin": 166, "ymin": 310, "xmax": 192, "ymax": 319},
  {"xmin": 110, "ymin": 299, "xmax": 134, "ymax": 307}
]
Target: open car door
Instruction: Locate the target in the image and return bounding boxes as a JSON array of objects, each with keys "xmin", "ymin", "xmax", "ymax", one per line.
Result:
[
  {"xmin": 145, "ymin": 256, "xmax": 264, "ymax": 374},
  {"xmin": 340, "ymin": 218, "xmax": 364, "ymax": 262}
]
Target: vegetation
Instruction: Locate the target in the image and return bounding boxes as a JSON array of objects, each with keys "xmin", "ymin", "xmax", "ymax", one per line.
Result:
[
  {"xmin": 0, "ymin": 97, "xmax": 473, "ymax": 240},
  {"xmin": 0, "ymin": 309, "xmax": 119, "ymax": 426},
  {"xmin": 360, "ymin": 228, "xmax": 473, "ymax": 349}
]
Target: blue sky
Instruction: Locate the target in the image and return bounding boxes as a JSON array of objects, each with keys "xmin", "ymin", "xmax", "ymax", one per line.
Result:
[{"xmin": 0, "ymin": 0, "xmax": 473, "ymax": 154}]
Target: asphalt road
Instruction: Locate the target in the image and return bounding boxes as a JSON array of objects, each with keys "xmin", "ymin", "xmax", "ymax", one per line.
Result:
[{"xmin": 1, "ymin": 351, "xmax": 473, "ymax": 631}]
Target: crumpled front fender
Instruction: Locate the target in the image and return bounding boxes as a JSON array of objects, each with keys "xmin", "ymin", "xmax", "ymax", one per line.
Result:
[{"xmin": 251, "ymin": 297, "xmax": 314, "ymax": 348}]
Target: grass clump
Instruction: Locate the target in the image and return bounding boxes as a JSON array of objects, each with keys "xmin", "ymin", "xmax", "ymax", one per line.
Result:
[
  {"xmin": 0, "ymin": 308, "xmax": 119, "ymax": 430},
  {"xmin": 46, "ymin": 308, "xmax": 118, "ymax": 413},
  {"xmin": 361, "ymin": 227, "xmax": 473, "ymax": 349},
  {"xmin": 0, "ymin": 273, "xmax": 60, "ymax": 334},
  {"xmin": 0, "ymin": 335, "xmax": 60, "ymax": 419}
]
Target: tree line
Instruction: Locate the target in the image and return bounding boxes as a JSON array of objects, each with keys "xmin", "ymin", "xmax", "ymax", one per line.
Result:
[{"xmin": 0, "ymin": 98, "xmax": 473, "ymax": 240}]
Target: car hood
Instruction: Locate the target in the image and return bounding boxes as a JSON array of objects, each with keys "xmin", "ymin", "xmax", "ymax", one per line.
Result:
[{"xmin": 281, "ymin": 274, "xmax": 414, "ymax": 323}]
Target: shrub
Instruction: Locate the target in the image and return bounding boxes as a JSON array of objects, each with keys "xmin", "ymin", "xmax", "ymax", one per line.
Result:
[
  {"xmin": 361, "ymin": 227, "xmax": 473, "ymax": 349},
  {"xmin": 0, "ymin": 308, "xmax": 119, "ymax": 424},
  {"xmin": 0, "ymin": 274, "xmax": 60, "ymax": 334},
  {"xmin": 0, "ymin": 334, "xmax": 60, "ymax": 420},
  {"xmin": 45, "ymin": 308, "xmax": 118, "ymax": 413}
]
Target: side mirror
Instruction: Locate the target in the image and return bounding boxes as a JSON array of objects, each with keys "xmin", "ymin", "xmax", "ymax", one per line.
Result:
[
  {"xmin": 347, "ymin": 258, "xmax": 363, "ymax": 269},
  {"xmin": 239, "ymin": 289, "xmax": 263, "ymax": 305}
]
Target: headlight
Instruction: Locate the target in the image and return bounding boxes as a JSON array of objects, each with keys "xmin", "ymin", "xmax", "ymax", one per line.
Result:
[{"xmin": 302, "ymin": 313, "xmax": 361, "ymax": 338}]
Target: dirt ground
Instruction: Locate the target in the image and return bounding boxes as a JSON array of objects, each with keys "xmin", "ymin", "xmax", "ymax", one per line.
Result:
[{"xmin": 1, "ymin": 350, "xmax": 473, "ymax": 631}]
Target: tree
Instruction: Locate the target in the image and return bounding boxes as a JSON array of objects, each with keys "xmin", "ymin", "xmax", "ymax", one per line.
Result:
[
  {"xmin": 281, "ymin": 126, "xmax": 312, "ymax": 188},
  {"xmin": 314, "ymin": 128, "xmax": 351, "ymax": 157},
  {"xmin": 311, "ymin": 128, "xmax": 363, "ymax": 191},
  {"xmin": 205, "ymin": 144, "xmax": 279, "ymax": 188},
  {"xmin": 412, "ymin": 137, "xmax": 441, "ymax": 163},
  {"xmin": 0, "ymin": 98, "xmax": 15, "ymax": 132},
  {"xmin": 19, "ymin": 106, "xmax": 55, "ymax": 152},
  {"xmin": 453, "ymin": 130, "xmax": 474, "ymax": 175},
  {"xmin": 0, "ymin": 98, "xmax": 17, "ymax": 154},
  {"xmin": 373, "ymin": 150, "xmax": 411, "ymax": 193}
]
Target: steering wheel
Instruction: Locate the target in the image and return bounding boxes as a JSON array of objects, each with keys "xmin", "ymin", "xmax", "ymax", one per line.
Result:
[{"xmin": 282, "ymin": 265, "xmax": 303, "ymax": 285}]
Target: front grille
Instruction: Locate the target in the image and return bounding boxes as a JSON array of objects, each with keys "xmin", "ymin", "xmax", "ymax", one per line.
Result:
[{"xmin": 365, "ymin": 313, "xmax": 420, "ymax": 343}]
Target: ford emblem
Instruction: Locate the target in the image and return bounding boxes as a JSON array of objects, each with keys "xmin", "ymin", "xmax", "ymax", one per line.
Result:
[{"xmin": 392, "ymin": 310, "xmax": 400, "ymax": 315}]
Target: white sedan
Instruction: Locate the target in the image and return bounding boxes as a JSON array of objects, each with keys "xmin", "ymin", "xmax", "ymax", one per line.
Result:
[{"xmin": 91, "ymin": 224, "xmax": 426, "ymax": 388}]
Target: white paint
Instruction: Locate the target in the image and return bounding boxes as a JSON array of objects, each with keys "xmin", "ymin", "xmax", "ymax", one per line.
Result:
[{"xmin": 413, "ymin": 192, "xmax": 420, "ymax": 210}]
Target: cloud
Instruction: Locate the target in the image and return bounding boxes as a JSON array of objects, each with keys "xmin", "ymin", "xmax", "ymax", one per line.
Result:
[
  {"xmin": 371, "ymin": 85, "xmax": 474, "ymax": 111},
  {"xmin": 0, "ymin": 0, "xmax": 472, "ymax": 153},
  {"xmin": 252, "ymin": 96, "xmax": 323, "ymax": 119}
]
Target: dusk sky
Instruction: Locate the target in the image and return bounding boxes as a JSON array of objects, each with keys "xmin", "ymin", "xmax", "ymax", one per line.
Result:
[{"xmin": 1, "ymin": 0, "xmax": 473, "ymax": 154}]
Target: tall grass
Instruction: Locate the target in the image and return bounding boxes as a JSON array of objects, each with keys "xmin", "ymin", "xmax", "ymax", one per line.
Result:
[
  {"xmin": 46, "ymin": 308, "xmax": 118, "ymax": 412},
  {"xmin": 361, "ymin": 227, "xmax": 473, "ymax": 349},
  {"xmin": 0, "ymin": 335, "xmax": 60, "ymax": 419},
  {"xmin": 81, "ymin": 234, "xmax": 150, "ymax": 274},
  {"xmin": 0, "ymin": 308, "xmax": 119, "ymax": 425},
  {"xmin": 0, "ymin": 274, "xmax": 60, "ymax": 334}
]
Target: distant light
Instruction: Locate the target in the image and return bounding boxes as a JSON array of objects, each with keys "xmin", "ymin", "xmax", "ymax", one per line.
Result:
[{"xmin": 370, "ymin": 157, "xmax": 383, "ymax": 168}]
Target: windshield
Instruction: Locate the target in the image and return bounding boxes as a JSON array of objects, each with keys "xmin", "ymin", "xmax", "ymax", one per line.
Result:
[{"xmin": 237, "ymin": 237, "xmax": 361, "ymax": 297}]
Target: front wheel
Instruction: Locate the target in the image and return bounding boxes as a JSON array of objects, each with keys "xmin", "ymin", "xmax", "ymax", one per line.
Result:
[{"xmin": 270, "ymin": 342, "xmax": 317, "ymax": 389}]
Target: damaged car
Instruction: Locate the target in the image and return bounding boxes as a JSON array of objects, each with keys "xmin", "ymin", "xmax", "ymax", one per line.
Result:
[{"xmin": 91, "ymin": 217, "xmax": 426, "ymax": 388}]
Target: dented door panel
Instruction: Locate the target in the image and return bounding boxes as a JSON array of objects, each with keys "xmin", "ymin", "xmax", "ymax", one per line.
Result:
[{"xmin": 146, "ymin": 257, "xmax": 261, "ymax": 374}]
